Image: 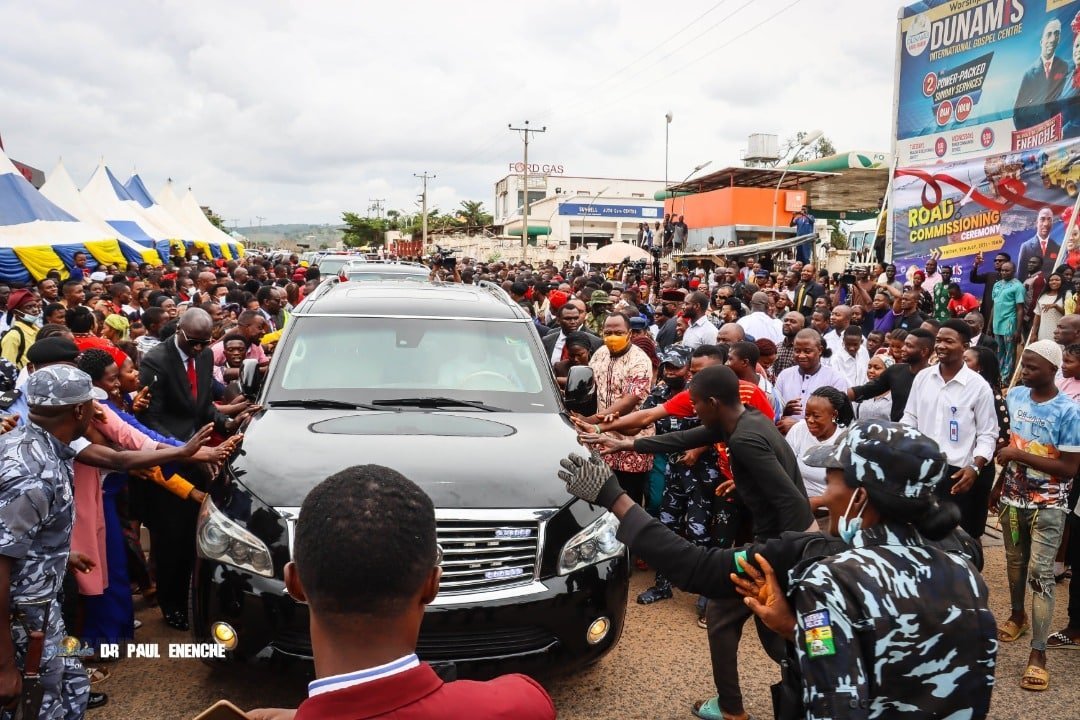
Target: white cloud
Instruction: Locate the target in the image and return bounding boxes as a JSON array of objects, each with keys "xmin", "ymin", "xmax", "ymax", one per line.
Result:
[{"xmin": 2, "ymin": 0, "xmax": 902, "ymax": 223}]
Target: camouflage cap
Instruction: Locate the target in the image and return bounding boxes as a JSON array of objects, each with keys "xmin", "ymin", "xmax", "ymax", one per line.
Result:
[
  {"xmin": 658, "ymin": 345, "xmax": 693, "ymax": 369},
  {"xmin": 802, "ymin": 420, "xmax": 946, "ymax": 501},
  {"xmin": 25, "ymin": 365, "xmax": 107, "ymax": 407},
  {"xmin": 587, "ymin": 291, "xmax": 611, "ymax": 306}
]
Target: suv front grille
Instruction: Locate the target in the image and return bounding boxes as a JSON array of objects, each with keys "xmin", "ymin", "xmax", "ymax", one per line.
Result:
[{"xmin": 437, "ymin": 519, "xmax": 539, "ymax": 595}]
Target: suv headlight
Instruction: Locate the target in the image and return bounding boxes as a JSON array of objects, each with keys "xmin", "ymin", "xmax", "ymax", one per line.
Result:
[
  {"xmin": 196, "ymin": 496, "xmax": 274, "ymax": 577},
  {"xmin": 558, "ymin": 512, "xmax": 625, "ymax": 576}
]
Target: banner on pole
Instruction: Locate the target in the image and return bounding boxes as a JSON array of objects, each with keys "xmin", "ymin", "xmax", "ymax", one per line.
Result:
[
  {"xmin": 897, "ymin": 0, "xmax": 1080, "ymax": 164},
  {"xmin": 891, "ymin": 136, "xmax": 1080, "ymax": 287}
]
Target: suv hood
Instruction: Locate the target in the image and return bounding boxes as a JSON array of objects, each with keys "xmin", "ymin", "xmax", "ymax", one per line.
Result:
[{"xmin": 230, "ymin": 409, "xmax": 584, "ymax": 509}]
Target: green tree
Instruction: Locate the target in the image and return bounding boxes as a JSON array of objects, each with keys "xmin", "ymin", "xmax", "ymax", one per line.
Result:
[
  {"xmin": 457, "ymin": 200, "xmax": 493, "ymax": 227},
  {"xmin": 783, "ymin": 132, "xmax": 838, "ymax": 162},
  {"xmin": 340, "ymin": 211, "xmax": 388, "ymax": 248},
  {"xmin": 830, "ymin": 225, "xmax": 849, "ymax": 250},
  {"xmin": 203, "ymin": 207, "xmax": 227, "ymax": 231}
]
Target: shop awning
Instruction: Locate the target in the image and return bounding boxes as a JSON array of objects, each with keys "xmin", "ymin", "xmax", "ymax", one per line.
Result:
[{"xmin": 677, "ymin": 232, "xmax": 816, "ymax": 260}]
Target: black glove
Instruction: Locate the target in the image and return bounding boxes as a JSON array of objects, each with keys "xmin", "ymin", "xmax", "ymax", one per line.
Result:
[{"xmin": 557, "ymin": 453, "xmax": 624, "ymax": 509}]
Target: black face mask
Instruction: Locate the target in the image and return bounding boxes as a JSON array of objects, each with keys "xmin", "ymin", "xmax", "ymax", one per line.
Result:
[{"xmin": 664, "ymin": 375, "xmax": 686, "ymax": 392}]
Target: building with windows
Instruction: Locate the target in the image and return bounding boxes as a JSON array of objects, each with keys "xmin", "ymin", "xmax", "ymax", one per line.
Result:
[{"xmin": 494, "ymin": 173, "xmax": 665, "ymax": 253}]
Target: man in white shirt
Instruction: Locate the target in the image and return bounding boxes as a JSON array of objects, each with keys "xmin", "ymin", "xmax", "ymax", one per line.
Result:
[
  {"xmin": 901, "ymin": 319, "xmax": 998, "ymax": 530},
  {"xmin": 830, "ymin": 326, "xmax": 870, "ymax": 386},
  {"xmin": 737, "ymin": 292, "xmax": 783, "ymax": 344},
  {"xmin": 822, "ymin": 305, "xmax": 854, "ymax": 359},
  {"xmin": 680, "ymin": 291, "xmax": 717, "ymax": 350},
  {"xmin": 922, "ymin": 257, "xmax": 944, "ymax": 294}
]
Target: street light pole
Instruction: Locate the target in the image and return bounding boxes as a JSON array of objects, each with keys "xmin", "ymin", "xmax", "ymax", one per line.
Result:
[
  {"xmin": 770, "ymin": 129, "xmax": 822, "ymax": 244},
  {"xmin": 581, "ymin": 187, "xmax": 610, "ymax": 253}
]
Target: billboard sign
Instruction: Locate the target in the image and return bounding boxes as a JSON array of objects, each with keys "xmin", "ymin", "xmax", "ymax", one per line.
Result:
[
  {"xmin": 891, "ymin": 136, "xmax": 1079, "ymax": 289},
  {"xmin": 558, "ymin": 203, "xmax": 662, "ymax": 219},
  {"xmin": 896, "ymin": 0, "xmax": 1080, "ymax": 164}
]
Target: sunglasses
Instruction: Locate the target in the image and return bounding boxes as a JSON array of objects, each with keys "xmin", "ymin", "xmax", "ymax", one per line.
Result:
[{"xmin": 180, "ymin": 329, "xmax": 212, "ymax": 348}]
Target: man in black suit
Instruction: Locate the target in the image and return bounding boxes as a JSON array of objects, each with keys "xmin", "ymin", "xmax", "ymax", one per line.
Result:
[
  {"xmin": 138, "ymin": 308, "xmax": 252, "ymax": 629},
  {"xmin": 1017, "ymin": 207, "xmax": 1062, "ymax": 282},
  {"xmin": 963, "ymin": 311, "xmax": 999, "ymax": 355},
  {"xmin": 542, "ymin": 304, "xmax": 601, "ymax": 363},
  {"xmin": 1014, "ymin": 19, "xmax": 1068, "ymax": 130},
  {"xmin": 654, "ymin": 288, "xmax": 686, "ymax": 351},
  {"xmin": 969, "ymin": 250, "xmax": 1009, "ymax": 319},
  {"xmin": 792, "ymin": 264, "xmax": 825, "ymax": 319}
]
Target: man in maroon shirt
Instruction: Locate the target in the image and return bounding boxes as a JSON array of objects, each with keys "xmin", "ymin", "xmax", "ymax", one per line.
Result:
[{"xmin": 249, "ymin": 466, "xmax": 555, "ymax": 720}]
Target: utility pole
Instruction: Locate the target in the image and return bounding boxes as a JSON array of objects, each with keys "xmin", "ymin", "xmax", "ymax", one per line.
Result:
[
  {"xmin": 509, "ymin": 120, "xmax": 546, "ymax": 264},
  {"xmin": 413, "ymin": 172, "xmax": 435, "ymax": 248},
  {"xmin": 255, "ymin": 215, "xmax": 265, "ymax": 248},
  {"xmin": 368, "ymin": 198, "xmax": 386, "ymax": 219}
]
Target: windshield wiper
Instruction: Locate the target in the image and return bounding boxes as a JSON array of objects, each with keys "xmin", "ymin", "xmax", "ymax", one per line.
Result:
[
  {"xmin": 268, "ymin": 399, "xmax": 385, "ymax": 411},
  {"xmin": 370, "ymin": 397, "xmax": 506, "ymax": 412}
]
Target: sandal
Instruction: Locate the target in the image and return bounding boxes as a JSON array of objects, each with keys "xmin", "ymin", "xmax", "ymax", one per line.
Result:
[
  {"xmin": 1020, "ymin": 664, "xmax": 1049, "ymax": 691},
  {"xmin": 697, "ymin": 616, "xmax": 708, "ymax": 630},
  {"xmin": 692, "ymin": 697, "xmax": 723, "ymax": 720},
  {"xmin": 87, "ymin": 667, "xmax": 110, "ymax": 685},
  {"xmin": 1047, "ymin": 631, "xmax": 1080, "ymax": 649},
  {"xmin": 998, "ymin": 619, "xmax": 1029, "ymax": 642}
]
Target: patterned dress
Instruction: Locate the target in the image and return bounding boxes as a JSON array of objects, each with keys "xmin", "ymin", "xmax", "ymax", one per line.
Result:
[{"xmin": 588, "ymin": 345, "xmax": 653, "ymax": 473}]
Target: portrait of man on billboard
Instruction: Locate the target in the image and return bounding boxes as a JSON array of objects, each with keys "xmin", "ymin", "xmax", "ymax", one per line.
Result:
[
  {"xmin": 1017, "ymin": 207, "xmax": 1061, "ymax": 281},
  {"xmin": 1014, "ymin": 19, "xmax": 1068, "ymax": 130}
]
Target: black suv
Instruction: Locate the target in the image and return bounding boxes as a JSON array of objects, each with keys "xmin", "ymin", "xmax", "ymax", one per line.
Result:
[{"xmin": 191, "ymin": 280, "xmax": 628, "ymax": 678}]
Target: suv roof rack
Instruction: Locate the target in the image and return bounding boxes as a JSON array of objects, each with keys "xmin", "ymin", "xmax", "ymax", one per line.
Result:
[{"xmin": 476, "ymin": 280, "xmax": 515, "ymax": 307}]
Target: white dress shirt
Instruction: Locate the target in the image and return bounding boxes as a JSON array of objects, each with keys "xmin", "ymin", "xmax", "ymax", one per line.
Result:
[
  {"xmin": 823, "ymin": 329, "xmax": 846, "ymax": 359},
  {"xmin": 737, "ymin": 312, "xmax": 783, "ymax": 343},
  {"xmin": 828, "ymin": 344, "xmax": 869, "ymax": 387},
  {"xmin": 549, "ymin": 331, "xmax": 568, "ymax": 364},
  {"xmin": 901, "ymin": 364, "xmax": 998, "ymax": 468},
  {"xmin": 682, "ymin": 315, "xmax": 716, "ymax": 350}
]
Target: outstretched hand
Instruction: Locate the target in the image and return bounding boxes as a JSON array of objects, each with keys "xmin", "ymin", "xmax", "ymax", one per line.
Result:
[
  {"xmin": 730, "ymin": 553, "xmax": 796, "ymax": 641},
  {"xmin": 557, "ymin": 453, "xmax": 625, "ymax": 508},
  {"xmin": 182, "ymin": 423, "xmax": 216, "ymax": 458}
]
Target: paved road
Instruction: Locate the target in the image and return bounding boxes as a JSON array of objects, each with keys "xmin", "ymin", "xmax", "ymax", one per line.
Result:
[{"xmin": 91, "ymin": 543, "xmax": 1080, "ymax": 720}]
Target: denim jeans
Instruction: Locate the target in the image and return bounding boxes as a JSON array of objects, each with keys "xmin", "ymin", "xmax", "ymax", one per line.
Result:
[{"xmin": 1001, "ymin": 505, "xmax": 1068, "ymax": 651}]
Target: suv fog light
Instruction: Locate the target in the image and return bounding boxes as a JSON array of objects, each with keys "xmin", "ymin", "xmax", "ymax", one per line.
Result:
[
  {"xmin": 211, "ymin": 621, "xmax": 238, "ymax": 651},
  {"xmin": 586, "ymin": 617, "xmax": 610, "ymax": 645}
]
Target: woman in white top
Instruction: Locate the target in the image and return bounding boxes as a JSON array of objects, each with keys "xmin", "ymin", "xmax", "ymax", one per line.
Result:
[
  {"xmin": 855, "ymin": 354, "xmax": 894, "ymax": 421},
  {"xmin": 1032, "ymin": 271, "xmax": 1073, "ymax": 341},
  {"xmin": 783, "ymin": 386, "xmax": 854, "ymax": 508}
]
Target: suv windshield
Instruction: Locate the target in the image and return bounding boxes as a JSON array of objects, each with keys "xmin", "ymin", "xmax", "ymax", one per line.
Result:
[
  {"xmin": 315, "ymin": 256, "xmax": 352, "ymax": 275},
  {"xmin": 266, "ymin": 316, "xmax": 556, "ymax": 412}
]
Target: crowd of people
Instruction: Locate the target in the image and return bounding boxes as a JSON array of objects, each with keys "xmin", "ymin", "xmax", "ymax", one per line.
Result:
[
  {"xmin": 490, "ymin": 250, "xmax": 1079, "ymax": 718},
  {"xmin": 2, "ymin": 243, "xmax": 1080, "ymax": 719},
  {"xmin": 0, "ymin": 249, "xmax": 317, "ymax": 716}
]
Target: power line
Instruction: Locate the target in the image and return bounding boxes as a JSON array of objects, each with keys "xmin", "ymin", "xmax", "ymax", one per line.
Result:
[{"xmin": 569, "ymin": 0, "xmax": 808, "ymax": 124}]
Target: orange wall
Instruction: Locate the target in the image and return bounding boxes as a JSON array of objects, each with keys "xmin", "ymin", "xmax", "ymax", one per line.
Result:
[{"xmin": 666, "ymin": 187, "xmax": 802, "ymax": 229}]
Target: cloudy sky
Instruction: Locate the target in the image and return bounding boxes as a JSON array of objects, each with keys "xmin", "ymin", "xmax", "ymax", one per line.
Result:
[{"xmin": 1, "ymin": 0, "xmax": 904, "ymax": 226}]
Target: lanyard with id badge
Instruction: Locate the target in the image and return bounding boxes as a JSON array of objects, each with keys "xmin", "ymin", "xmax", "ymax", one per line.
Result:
[{"xmin": 948, "ymin": 405, "xmax": 960, "ymax": 443}]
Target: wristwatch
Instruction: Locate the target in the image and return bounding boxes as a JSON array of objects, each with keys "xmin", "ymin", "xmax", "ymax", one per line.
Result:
[{"xmin": 966, "ymin": 463, "xmax": 980, "ymax": 475}]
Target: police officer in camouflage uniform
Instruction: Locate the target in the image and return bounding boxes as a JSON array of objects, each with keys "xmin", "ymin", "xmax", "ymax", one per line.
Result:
[
  {"xmin": 558, "ymin": 421, "xmax": 996, "ymax": 720},
  {"xmin": 0, "ymin": 366, "xmax": 105, "ymax": 719},
  {"xmin": 638, "ymin": 346, "xmax": 727, "ymax": 611}
]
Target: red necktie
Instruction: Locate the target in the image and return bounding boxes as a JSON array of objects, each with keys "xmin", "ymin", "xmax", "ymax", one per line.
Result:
[
  {"xmin": 560, "ymin": 341, "xmax": 570, "ymax": 361},
  {"xmin": 186, "ymin": 357, "xmax": 198, "ymax": 399}
]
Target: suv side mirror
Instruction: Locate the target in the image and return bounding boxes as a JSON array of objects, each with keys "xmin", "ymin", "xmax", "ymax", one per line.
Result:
[
  {"xmin": 239, "ymin": 359, "xmax": 261, "ymax": 401},
  {"xmin": 564, "ymin": 366, "xmax": 596, "ymax": 417}
]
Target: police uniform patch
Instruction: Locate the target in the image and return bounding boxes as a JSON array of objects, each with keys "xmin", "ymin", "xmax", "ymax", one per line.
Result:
[{"xmin": 801, "ymin": 610, "xmax": 835, "ymax": 658}]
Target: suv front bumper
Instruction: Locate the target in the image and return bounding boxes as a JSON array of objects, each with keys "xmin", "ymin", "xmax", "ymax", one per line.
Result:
[{"xmin": 192, "ymin": 554, "xmax": 628, "ymax": 679}]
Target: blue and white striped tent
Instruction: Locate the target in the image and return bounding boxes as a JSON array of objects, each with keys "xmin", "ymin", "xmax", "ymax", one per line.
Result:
[
  {"xmin": 81, "ymin": 162, "xmax": 174, "ymax": 263},
  {"xmin": 39, "ymin": 161, "xmax": 162, "ymax": 269},
  {"xmin": 126, "ymin": 174, "xmax": 236, "ymax": 260},
  {"xmin": 0, "ymin": 148, "xmax": 155, "ymax": 283}
]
